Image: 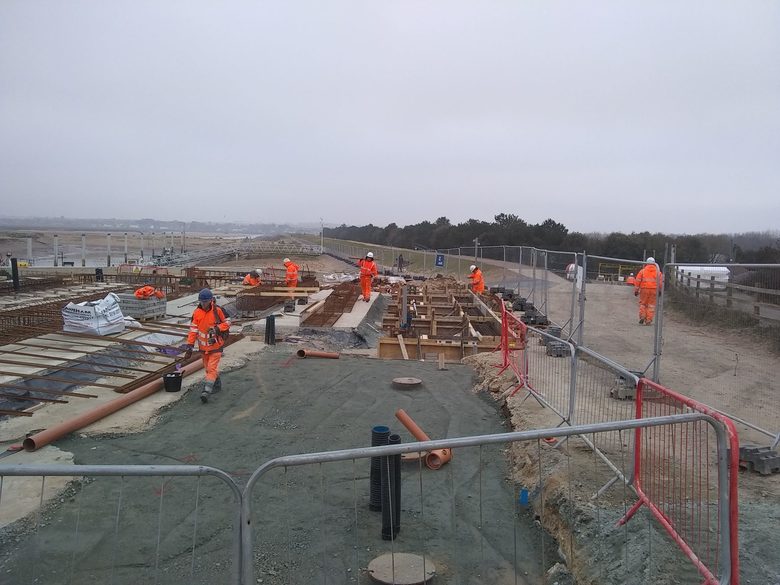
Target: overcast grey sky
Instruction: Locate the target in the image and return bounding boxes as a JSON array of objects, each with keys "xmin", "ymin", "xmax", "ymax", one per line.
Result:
[{"xmin": 1, "ymin": 1, "xmax": 778, "ymax": 234}]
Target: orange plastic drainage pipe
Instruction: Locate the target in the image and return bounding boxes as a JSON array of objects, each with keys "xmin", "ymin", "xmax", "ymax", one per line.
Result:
[
  {"xmin": 296, "ymin": 349, "xmax": 340, "ymax": 359},
  {"xmin": 395, "ymin": 408, "xmax": 452, "ymax": 470},
  {"xmin": 23, "ymin": 360, "xmax": 204, "ymax": 452}
]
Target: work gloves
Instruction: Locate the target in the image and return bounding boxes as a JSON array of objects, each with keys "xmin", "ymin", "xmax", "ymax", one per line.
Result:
[
  {"xmin": 634, "ymin": 289, "xmax": 639, "ymax": 297},
  {"xmin": 178, "ymin": 343, "xmax": 194, "ymax": 359}
]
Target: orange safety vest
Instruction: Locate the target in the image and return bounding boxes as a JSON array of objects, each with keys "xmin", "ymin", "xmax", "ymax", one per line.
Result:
[
  {"xmin": 626, "ymin": 276, "xmax": 636, "ymax": 285},
  {"xmin": 468, "ymin": 268, "xmax": 485, "ymax": 293},
  {"xmin": 284, "ymin": 262, "xmax": 300, "ymax": 283},
  {"xmin": 243, "ymin": 273, "xmax": 261, "ymax": 286},
  {"xmin": 186, "ymin": 302, "xmax": 231, "ymax": 353},
  {"xmin": 634, "ymin": 265, "xmax": 663, "ymax": 290},
  {"xmin": 358, "ymin": 258, "xmax": 378, "ymax": 279}
]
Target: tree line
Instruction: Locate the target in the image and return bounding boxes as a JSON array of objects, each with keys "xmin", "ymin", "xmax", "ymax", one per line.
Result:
[{"xmin": 325, "ymin": 214, "xmax": 780, "ymax": 264}]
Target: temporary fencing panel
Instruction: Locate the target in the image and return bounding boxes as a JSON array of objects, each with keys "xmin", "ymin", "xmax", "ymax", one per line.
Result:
[
  {"xmin": 242, "ymin": 415, "xmax": 724, "ymax": 585},
  {"xmin": 576, "ymin": 254, "xmax": 661, "ymax": 375},
  {"xmin": 0, "ymin": 464, "xmax": 243, "ymax": 585},
  {"xmin": 1, "ymin": 414, "xmax": 737, "ymax": 585},
  {"xmin": 660, "ymin": 263, "xmax": 780, "ymax": 447},
  {"xmin": 619, "ymin": 378, "xmax": 740, "ymax": 585}
]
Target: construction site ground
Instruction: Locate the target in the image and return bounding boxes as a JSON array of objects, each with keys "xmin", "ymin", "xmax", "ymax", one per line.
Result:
[
  {"xmin": 0, "ymin": 248, "xmax": 778, "ymax": 584},
  {"xmin": 0, "ymin": 344, "xmax": 561, "ymax": 585}
]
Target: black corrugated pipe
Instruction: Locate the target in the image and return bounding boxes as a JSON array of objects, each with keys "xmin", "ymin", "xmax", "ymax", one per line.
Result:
[
  {"xmin": 369, "ymin": 425, "xmax": 390, "ymax": 511},
  {"xmin": 381, "ymin": 433, "xmax": 402, "ymax": 540},
  {"xmin": 265, "ymin": 315, "xmax": 276, "ymax": 345}
]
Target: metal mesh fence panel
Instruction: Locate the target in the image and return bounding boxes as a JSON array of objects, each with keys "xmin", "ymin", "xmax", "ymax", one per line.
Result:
[
  {"xmin": 243, "ymin": 415, "xmax": 731, "ymax": 585},
  {"xmin": 0, "ymin": 465, "xmax": 242, "ymax": 585}
]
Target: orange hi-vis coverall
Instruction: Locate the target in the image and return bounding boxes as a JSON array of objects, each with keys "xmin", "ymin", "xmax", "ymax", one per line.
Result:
[
  {"xmin": 634, "ymin": 264, "xmax": 663, "ymax": 324},
  {"xmin": 186, "ymin": 301, "xmax": 231, "ymax": 385},
  {"xmin": 243, "ymin": 273, "xmax": 261, "ymax": 286},
  {"xmin": 468, "ymin": 268, "xmax": 485, "ymax": 294},
  {"xmin": 134, "ymin": 285, "xmax": 165, "ymax": 299},
  {"xmin": 284, "ymin": 261, "xmax": 300, "ymax": 288},
  {"xmin": 357, "ymin": 258, "xmax": 378, "ymax": 301}
]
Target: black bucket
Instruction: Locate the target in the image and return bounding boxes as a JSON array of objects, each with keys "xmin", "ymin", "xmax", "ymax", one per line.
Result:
[{"xmin": 163, "ymin": 372, "xmax": 183, "ymax": 392}]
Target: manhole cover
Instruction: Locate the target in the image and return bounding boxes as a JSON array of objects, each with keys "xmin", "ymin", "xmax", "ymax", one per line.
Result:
[
  {"xmin": 392, "ymin": 377, "xmax": 422, "ymax": 388},
  {"xmin": 368, "ymin": 552, "xmax": 436, "ymax": 585}
]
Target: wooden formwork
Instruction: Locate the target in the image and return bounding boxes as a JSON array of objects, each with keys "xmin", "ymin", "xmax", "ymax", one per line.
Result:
[{"xmin": 378, "ymin": 278, "xmax": 503, "ymax": 360}]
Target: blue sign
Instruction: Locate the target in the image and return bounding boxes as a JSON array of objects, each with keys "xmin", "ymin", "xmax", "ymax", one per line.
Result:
[{"xmin": 435, "ymin": 254, "xmax": 445, "ymax": 267}]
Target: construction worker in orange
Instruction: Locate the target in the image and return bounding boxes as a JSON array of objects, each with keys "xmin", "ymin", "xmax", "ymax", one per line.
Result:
[
  {"xmin": 134, "ymin": 285, "xmax": 165, "ymax": 299},
  {"xmin": 180, "ymin": 289, "xmax": 231, "ymax": 403},
  {"xmin": 634, "ymin": 258, "xmax": 663, "ymax": 325},
  {"xmin": 468, "ymin": 264, "xmax": 485, "ymax": 294},
  {"xmin": 283, "ymin": 257, "xmax": 300, "ymax": 296},
  {"xmin": 626, "ymin": 272, "xmax": 636, "ymax": 285},
  {"xmin": 242, "ymin": 268, "xmax": 262, "ymax": 286},
  {"xmin": 357, "ymin": 251, "xmax": 378, "ymax": 302}
]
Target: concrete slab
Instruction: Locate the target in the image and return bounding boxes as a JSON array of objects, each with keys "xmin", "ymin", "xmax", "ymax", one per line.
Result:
[
  {"xmin": 165, "ymin": 292, "xmax": 200, "ymax": 318},
  {"xmin": 333, "ymin": 290, "xmax": 380, "ymax": 328}
]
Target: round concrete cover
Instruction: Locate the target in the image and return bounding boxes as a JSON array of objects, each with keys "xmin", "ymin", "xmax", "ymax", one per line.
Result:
[
  {"xmin": 392, "ymin": 377, "xmax": 422, "ymax": 387},
  {"xmin": 368, "ymin": 552, "xmax": 436, "ymax": 585}
]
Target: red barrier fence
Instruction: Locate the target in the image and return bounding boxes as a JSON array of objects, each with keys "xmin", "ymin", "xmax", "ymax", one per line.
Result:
[
  {"xmin": 495, "ymin": 300, "xmax": 528, "ymax": 394},
  {"xmin": 620, "ymin": 378, "xmax": 740, "ymax": 585}
]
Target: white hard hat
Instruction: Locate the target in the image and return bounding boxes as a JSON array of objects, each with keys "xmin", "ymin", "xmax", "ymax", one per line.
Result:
[
  {"xmin": 470, "ymin": 264, "xmax": 477, "ymax": 271},
  {"xmin": 366, "ymin": 252, "xmax": 374, "ymax": 258},
  {"xmin": 255, "ymin": 268, "xmax": 263, "ymax": 275},
  {"xmin": 646, "ymin": 257, "xmax": 655, "ymax": 264},
  {"xmin": 283, "ymin": 258, "xmax": 290, "ymax": 263}
]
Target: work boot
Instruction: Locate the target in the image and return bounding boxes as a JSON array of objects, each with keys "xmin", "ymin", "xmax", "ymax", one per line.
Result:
[
  {"xmin": 639, "ymin": 318, "xmax": 645, "ymax": 324},
  {"xmin": 213, "ymin": 376, "xmax": 222, "ymax": 394},
  {"xmin": 201, "ymin": 382, "xmax": 214, "ymax": 404}
]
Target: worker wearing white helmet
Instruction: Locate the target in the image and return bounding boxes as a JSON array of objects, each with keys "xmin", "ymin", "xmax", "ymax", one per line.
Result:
[
  {"xmin": 358, "ymin": 252, "xmax": 378, "ymax": 302},
  {"xmin": 633, "ymin": 257, "xmax": 663, "ymax": 325},
  {"xmin": 283, "ymin": 257, "xmax": 300, "ymax": 297},
  {"xmin": 468, "ymin": 264, "xmax": 485, "ymax": 294},
  {"xmin": 242, "ymin": 268, "xmax": 262, "ymax": 286}
]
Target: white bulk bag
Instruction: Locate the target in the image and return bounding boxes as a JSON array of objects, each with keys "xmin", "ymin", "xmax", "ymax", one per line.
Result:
[{"xmin": 62, "ymin": 293, "xmax": 126, "ymax": 335}]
